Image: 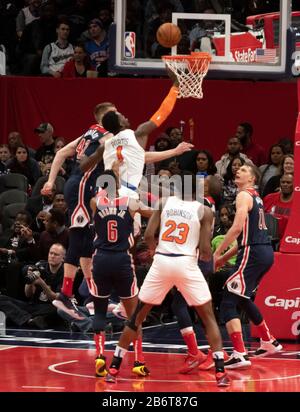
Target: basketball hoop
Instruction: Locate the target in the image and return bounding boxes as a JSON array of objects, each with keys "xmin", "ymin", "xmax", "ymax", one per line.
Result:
[{"xmin": 162, "ymin": 52, "xmax": 212, "ymax": 99}]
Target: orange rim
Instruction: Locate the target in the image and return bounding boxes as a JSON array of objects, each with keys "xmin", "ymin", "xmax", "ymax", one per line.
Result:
[{"xmin": 162, "ymin": 52, "xmax": 212, "ymax": 62}]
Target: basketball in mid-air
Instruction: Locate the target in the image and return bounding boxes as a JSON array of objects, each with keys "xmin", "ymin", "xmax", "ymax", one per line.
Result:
[{"xmin": 156, "ymin": 23, "xmax": 182, "ymax": 48}]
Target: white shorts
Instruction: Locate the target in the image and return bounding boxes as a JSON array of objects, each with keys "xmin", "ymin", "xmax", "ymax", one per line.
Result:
[{"xmin": 138, "ymin": 254, "xmax": 211, "ymax": 307}]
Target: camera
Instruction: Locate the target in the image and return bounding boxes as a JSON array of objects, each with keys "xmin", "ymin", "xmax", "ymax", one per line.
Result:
[{"xmin": 24, "ymin": 266, "xmax": 41, "ymax": 284}]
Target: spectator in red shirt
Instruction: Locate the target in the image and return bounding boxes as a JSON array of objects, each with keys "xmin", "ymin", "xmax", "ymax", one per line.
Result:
[
  {"xmin": 235, "ymin": 122, "xmax": 266, "ymax": 167},
  {"xmin": 61, "ymin": 42, "xmax": 94, "ymax": 78},
  {"xmin": 263, "ymin": 173, "xmax": 294, "ymax": 240}
]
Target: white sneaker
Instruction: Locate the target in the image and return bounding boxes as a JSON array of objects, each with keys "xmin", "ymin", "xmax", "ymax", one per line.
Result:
[
  {"xmin": 253, "ymin": 339, "xmax": 283, "ymax": 357},
  {"xmin": 112, "ymin": 302, "xmax": 127, "ymax": 320},
  {"xmin": 224, "ymin": 351, "xmax": 251, "ymax": 369}
]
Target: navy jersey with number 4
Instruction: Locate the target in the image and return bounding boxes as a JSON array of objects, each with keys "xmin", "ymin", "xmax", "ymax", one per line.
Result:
[
  {"xmin": 71, "ymin": 124, "xmax": 106, "ymax": 179},
  {"xmin": 238, "ymin": 188, "xmax": 270, "ymax": 247},
  {"xmin": 93, "ymin": 195, "xmax": 135, "ymax": 252},
  {"xmin": 64, "ymin": 124, "xmax": 107, "ymax": 227}
]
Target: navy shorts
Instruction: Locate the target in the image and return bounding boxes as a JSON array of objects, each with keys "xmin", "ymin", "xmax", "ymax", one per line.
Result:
[
  {"xmin": 91, "ymin": 250, "xmax": 138, "ymax": 299},
  {"xmin": 225, "ymin": 244, "xmax": 274, "ymax": 298},
  {"xmin": 64, "ymin": 175, "xmax": 94, "ymax": 228},
  {"xmin": 65, "ymin": 226, "xmax": 95, "ymax": 266}
]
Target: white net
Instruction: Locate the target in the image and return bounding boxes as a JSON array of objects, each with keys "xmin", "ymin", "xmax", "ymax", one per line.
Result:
[{"xmin": 162, "ymin": 52, "xmax": 212, "ymax": 99}]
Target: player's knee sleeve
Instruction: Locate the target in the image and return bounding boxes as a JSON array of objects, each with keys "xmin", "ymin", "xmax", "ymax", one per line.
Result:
[
  {"xmin": 171, "ymin": 290, "xmax": 193, "ymax": 329},
  {"xmin": 221, "ymin": 291, "xmax": 239, "ymax": 323},
  {"xmin": 92, "ymin": 297, "xmax": 109, "ymax": 332},
  {"xmin": 125, "ymin": 301, "xmax": 145, "ymax": 332},
  {"xmin": 239, "ymin": 298, "xmax": 263, "ymax": 325}
]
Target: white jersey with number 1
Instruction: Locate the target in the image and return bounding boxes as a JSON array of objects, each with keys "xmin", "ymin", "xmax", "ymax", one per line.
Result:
[
  {"xmin": 156, "ymin": 196, "xmax": 203, "ymax": 257},
  {"xmin": 103, "ymin": 129, "xmax": 145, "ymax": 198}
]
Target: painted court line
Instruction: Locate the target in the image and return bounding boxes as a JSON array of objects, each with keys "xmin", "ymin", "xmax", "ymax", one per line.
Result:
[{"xmin": 22, "ymin": 386, "xmax": 65, "ymax": 390}]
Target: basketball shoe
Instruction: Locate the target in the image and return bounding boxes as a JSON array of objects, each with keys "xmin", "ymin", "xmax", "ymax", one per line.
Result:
[
  {"xmin": 224, "ymin": 350, "xmax": 251, "ymax": 369},
  {"xmin": 198, "ymin": 349, "xmax": 229, "ymax": 371},
  {"xmin": 105, "ymin": 367, "xmax": 119, "ymax": 383},
  {"xmin": 179, "ymin": 350, "xmax": 206, "ymax": 374},
  {"xmin": 52, "ymin": 292, "xmax": 85, "ymax": 320},
  {"xmin": 132, "ymin": 361, "xmax": 150, "ymax": 377},
  {"xmin": 253, "ymin": 338, "xmax": 283, "ymax": 357},
  {"xmin": 216, "ymin": 372, "xmax": 231, "ymax": 387},
  {"xmin": 95, "ymin": 355, "xmax": 108, "ymax": 377},
  {"xmin": 112, "ymin": 302, "xmax": 127, "ymax": 320}
]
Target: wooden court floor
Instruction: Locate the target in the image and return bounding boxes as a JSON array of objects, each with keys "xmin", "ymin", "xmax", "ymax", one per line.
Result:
[{"xmin": 0, "ymin": 327, "xmax": 300, "ymax": 393}]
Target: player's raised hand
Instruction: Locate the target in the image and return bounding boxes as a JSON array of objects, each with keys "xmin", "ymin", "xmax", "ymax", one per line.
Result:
[
  {"xmin": 41, "ymin": 181, "xmax": 53, "ymax": 196},
  {"xmin": 174, "ymin": 141, "xmax": 194, "ymax": 155}
]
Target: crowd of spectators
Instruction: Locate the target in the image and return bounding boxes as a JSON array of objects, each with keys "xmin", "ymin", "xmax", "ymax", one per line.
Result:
[
  {"xmin": 0, "ymin": 116, "xmax": 294, "ymax": 331},
  {"xmin": 1, "ymin": 0, "xmax": 300, "ymax": 76}
]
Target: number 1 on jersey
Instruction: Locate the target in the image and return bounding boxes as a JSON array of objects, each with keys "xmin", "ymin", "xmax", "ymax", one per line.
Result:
[{"xmin": 116, "ymin": 145, "xmax": 124, "ymax": 161}]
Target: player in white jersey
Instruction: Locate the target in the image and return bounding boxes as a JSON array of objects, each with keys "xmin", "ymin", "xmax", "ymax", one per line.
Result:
[
  {"xmin": 105, "ymin": 172, "xmax": 230, "ymax": 388},
  {"xmin": 103, "ymin": 128, "xmax": 145, "ymax": 198},
  {"xmin": 80, "ymin": 74, "xmax": 193, "ymax": 198}
]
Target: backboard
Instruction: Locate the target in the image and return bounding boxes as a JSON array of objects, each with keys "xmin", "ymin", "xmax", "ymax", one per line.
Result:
[{"xmin": 109, "ymin": 0, "xmax": 299, "ymax": 79}]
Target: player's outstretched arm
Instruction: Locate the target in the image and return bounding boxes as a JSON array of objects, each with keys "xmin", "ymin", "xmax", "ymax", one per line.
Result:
[
  {"xmin": 135, "ymin": 80, "xmax": 179, "ymax": 149},
  {"xmin": 41, "ymin": 137, "xmax": 81, "ymax": 195},
  {"xmin": 214, "ymin": 243, "xmax": 238, "ymax": 272},
  {"xmin": 214, "ymin": 191, "xmax": 251, "ymax": 259},
  {"xmin": 129, "ymin": 198, "xmax": 153, "ymax": 219},
  {"xmin": 144, "ymin": 141, "xmax": 193, "ymax": 164},
  {"xmin": 80, "ymin": 143, "xmax": 105, "ymax": 173}
]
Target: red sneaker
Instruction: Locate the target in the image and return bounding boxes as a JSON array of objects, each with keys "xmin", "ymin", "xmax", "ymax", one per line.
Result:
[
  {"xmin": 198, "ymin": 349, "xmax": 229, "ymax": 371},
  {"xmin": 179, "ymin": 350, "xmax": 206, "ymax": 374},
  {"xmin": 105, "ymin": 367, "xmax": 119, "ymax": 383},
  {"xmin": 216, "ymin": 372, "xmax": 230, "ymax": 387}
]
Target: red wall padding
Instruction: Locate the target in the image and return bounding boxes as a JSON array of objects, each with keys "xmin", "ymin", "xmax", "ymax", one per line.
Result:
[{"xmin": 0, "ymin": 76, "xmax": 297, "ymax": 160}]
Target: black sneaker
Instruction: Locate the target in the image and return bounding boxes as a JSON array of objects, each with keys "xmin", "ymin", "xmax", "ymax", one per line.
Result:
[
  {"xmin": 53, "ymin": 292, "xmax": 85, "ymax": 320},
  {"xmin": 27, "ymin": 316, "xmax": 48, "ymax": 330},
  {"xmin": 224, "ymin": 351, "xmax": 251, "ymax": 369}
]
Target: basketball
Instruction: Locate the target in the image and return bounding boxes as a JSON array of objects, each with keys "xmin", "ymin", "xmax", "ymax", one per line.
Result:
[{"xmin": 156, "ymin": 23, "xmax": 182, "ymax": 48}]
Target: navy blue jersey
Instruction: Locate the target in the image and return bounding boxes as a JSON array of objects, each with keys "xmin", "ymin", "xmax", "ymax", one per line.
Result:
[
  {"xmin": 93, "ymin": 195, "xmax": 135, "ymax": 252},
  {"xmin": 238, "ymin": 188, "xmax": 270, "ymax": 248},
  {"xmin": 70, "ymin": 124, "xmax": 105, "ymax": 181},
  {"xmin": 64, "ymin": 124, "xmax": 107, "ymax": 227}
]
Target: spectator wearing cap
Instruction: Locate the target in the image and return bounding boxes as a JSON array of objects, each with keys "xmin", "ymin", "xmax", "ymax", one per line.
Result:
[
  {"xmin": 84, "ymin": 18, "xmax": 109, "ymax": 77},
  {"xmin": 40, "ymin": 18, "xmax": 74, "ymax": 77},
  {"xmin": 34, "ymin": 122, "xmax": 56, "ymax": 165}
]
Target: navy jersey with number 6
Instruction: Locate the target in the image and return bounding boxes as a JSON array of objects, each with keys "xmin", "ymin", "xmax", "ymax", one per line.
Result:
[
  {"xmin": 93, "ymin": 195, "xmax": 135, "ymax": 252},
  {"xmin": 238, "ymin": 188, "xmax": 270, "ymax": 248}
]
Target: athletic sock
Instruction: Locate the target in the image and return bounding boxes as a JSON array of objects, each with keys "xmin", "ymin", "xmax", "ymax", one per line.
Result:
[
  {"xmin": 94, "ymin": 332, "xmax": 105, "ymax": 357},
  {"xmin": 133, "ymin": 336, "xmax": 144, "ymax": 363},
  {"xmin": 61, "ymin": 277, "xmax": 74, "ymax": 297},
  {"xmin": 181, "ymin": 327, "xmax": 198, "ymax": 356},
  {"xmin": 110, "ymin": 345, "xmax": 128, "ymax": 370},
  {"xmin": 257, "ymin": 320, "xmax": 272, "ymax": 341},
  {"xmin": 213, "ymin": 351, "xmax": 225, "ymax": 373},
  {"xmin": 230, "ymin": 331, "xmax": 246, "ymax": 353}
]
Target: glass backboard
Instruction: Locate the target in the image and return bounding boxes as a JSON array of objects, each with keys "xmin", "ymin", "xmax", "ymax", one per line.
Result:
[{"xmin": 109, "ymin": 0, "xmax": 299, "ymax": 79}]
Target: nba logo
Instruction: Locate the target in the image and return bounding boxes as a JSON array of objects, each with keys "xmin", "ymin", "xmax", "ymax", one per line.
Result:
[{"xmin": 124, "ymin": 32, "xmax": 136, "ymax": 58}]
